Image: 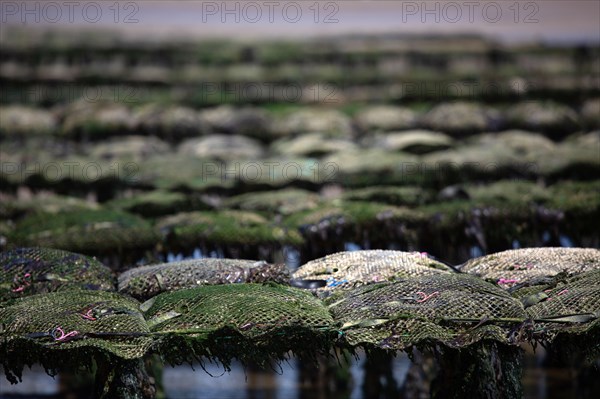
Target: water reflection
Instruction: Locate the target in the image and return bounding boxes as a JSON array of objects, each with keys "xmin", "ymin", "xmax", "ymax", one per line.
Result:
[
  {"xmin": 559, "ymin": 235, "xmax": 574, "ymax": 247},
  {"xmin": 160, "ymin": 353, "xmax": 414, "ymax": 399},
  {"xmin": 344, "ymin": 243, "xmax": 362, "ymax": 252},
  {"xmin": 283, "ymin": 246, "xmax": 301, "ymax": 270},
  {"xmin": 162, "ymin": 360, "xmax": 297, "ymax": 399},
  {"xmin": 469, "ymin": 245, "xmax": 484, "ymax": 258},
  {"xmin": 1, "ymin": 348, "xmax": 597, "ymax": 398},
  {"xmin": 158, "ymin": 349, "xmax": 596, "ymax": 399}
]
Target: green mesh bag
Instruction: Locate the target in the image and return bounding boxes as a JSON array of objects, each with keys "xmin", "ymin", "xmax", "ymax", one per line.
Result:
[
  {"xmin": 459, "ymin": 247, "xmax": 600, "ymax": 287},
  {"xmin": 513, "ymin": 269, "xmax": 600, "ymax": 363},
  {"xmin": 1, "ymin": 247, "xmax": 116, "ymax": 301},
  {"xmin": 293, "ymin": 250, "xmax": 454, "ymax": 293},
  {"xmin": 118, "ymin": 258, "xmax": 290, "ymax": 300},
  {"xmin": 10, "ymin": 210, "xmax": 159, "ymax": 256},
  {"xmin": 0, "ymin": 289, "xmax": 152, "ymax": 383},
  {"xmin": 517, "ymin": 269, "xmax": 600, "ymax": 335},
  {"xmin": 326, "ymin": 273, "xmax": 527, "ymax": 350},
  {"xmin": 283, "ymin": 201, "xmax": 425, "ymax": 235},
  {"xmin": 157, "ymin": 210, "xmax": 304, "ymax": 248},
  {"xmin": 142, "ymin": 283, "xmax": 336, "ymax": 367},
  {"xmin": 223, "ymin": 188, "xmax": 320, "ymax": 215}
]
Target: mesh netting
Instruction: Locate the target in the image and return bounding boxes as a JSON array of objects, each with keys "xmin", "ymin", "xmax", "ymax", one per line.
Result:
[
  {"xmin": 459, "ymin": 247, "xmax": 600, "ymax": 287},
  {"xmin": 515, "ymin": 269, "xmax": 600, "ymax": 335},
  {"xmin": 0, "ymin": 289, "xmax": 151, "ymax": 358},
  {"xmin": 118, "ymin": 258, "xmax": 290, "ymax": 300},
  {"xmin": 1, "ymin": 247, "xmax": 116, "ymax": 301},
  {"xmin": 292, "ymin": 250, "xmax": 453, "ymax": 292},
  {"xmin": 142, "ymin": 283, "xmax": 336, "ymax": 366},
  {"xmin": 0, "ymin": 289, "xmax": 152, "ymax": 382},
  {"xmin": 10, "ymin": 210, "xmax": 159, "ymax": 256},
  {"xmin": 510, "ymin": 268, "xmax": 600, "ymax": 362},
  {"xmin": 326, "ymin": 273, "xmax": 527, "ymax": 350},
  {"xmin": 0, "ymin": 246, "xmax": 598, "ymax": 381},
  {"xmin": 157, "ymin": 210, "xmax": 304, "ymax": 248}
]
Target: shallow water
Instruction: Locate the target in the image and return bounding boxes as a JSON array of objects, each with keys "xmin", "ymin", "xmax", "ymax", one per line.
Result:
[{"xmin": 1, "ymin": 349, "xmax": 595, "ymax": 399}]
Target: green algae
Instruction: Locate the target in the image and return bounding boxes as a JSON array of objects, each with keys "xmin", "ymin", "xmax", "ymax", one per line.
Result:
[
  {"xmin": 0, "ymin": 106, "xmax": 57, "ymax": 138},
  {"xmin": 506, "ymin": 101, "xmax": 580, "ymax": 138},
  {"xmin": 256, "ymin": 41, "xmax": 307, "ymax": 66},
  {"xmin": 270, "ymin": 133, "xmax": 357, "ymax": 158},
  {"xmin": 354, "ymin": 106, "xmax": 418, "ymax": 132},
  {"xmin": 273, "ymin": 108, "xmax": 353, "ymax": 138},
  {"xmin": 131, "ymin": 104, "xmax": 209, "ymax": 141},
  {"xmin": 10, "ymin": 210, "xmax": 159, "ymax": 257},
  {"xmin": 537, "ymin": 140, "xmax": 600, "ymax": 180},
  {"xmin": 144, "ymin": 283, "xmax": 336, "ymax": 368},
  {"xmin": 0, "ymin": 247, "xmax": 116, "ymax": 302},
  {"xmin": 0, "ymin": 289, "xmax": 151, "ymax": 382},
  {"xmin": 157, "ymin": 210, "xmax": 304, "ymax": 250},
  {"xmin": 106, "ymin": 191, "xmax": 194, "ymax": 218},
  {"xmin": 135, "ymin": 155, "xmax": 235, "ymax": 192},
  {"xmin": 548, "ymin": 180, "xmax": 600, "ymax": 217},
  {"xmin": 417, "ymin": 199, "xmax": 543, "ymax": 261},
  {"xmin": 323, "ymin": 149, "xmax": 422, "ymax": 187},
  {"xmin": 341, "ymin": 186, "xmax": 430, "ymax": 207},
  {"xmin": 89, "ymin": 136, "xmax": 170, "ymax": 161},
  {"xmin": 284, "ymin": 201, "xmax": 424, "ymax": 256},
  {"xmin": 284, "ymin": 200, "xmax": 424, "ymax": 231},
  {"xmin": 422, "ymin": 102, "xmax": 502, "ymax": 136},
  {"xmin": 59, "ymin": 101, "xmax": 133, "ymax": 141},
  {"xmin": 547, "ymin": 180, "xmax": 600, "ymax": 243},
  {"xmin": 465, "ymin": 180, "xmax": 551, "ymax": 204},
  {"xmin": 223, "ymin": 188, "xmax": 320, "ymax": 215},
  {"xmin": 373, "ymin": 130, "xmax": 455, "ymax": 155},
  {"xmin": 0, "ymin": 193, "xmax": 100, "ymax": 221}
]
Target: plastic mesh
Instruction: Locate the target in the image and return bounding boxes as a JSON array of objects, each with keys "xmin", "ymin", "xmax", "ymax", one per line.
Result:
[
  {"xmin": 144, "ymin": 283, "xmax": 334, "ymax": 335},
  {"xmin": 118, "ymin": 258, "xmax": 290, "ymax": 300},
  {"xmin": 0, "ymin": 290, "xmax": 152, "ymax": 361},
  {"xmin": 11, "ymin": 210, "xmax": 159, "ymax": 256},
  {"xmin": 459, "ymin": 247, "xmax": 600, "ymax": 287},
  {"xmin": 326, "ymin": 273, "xmax": 527, "ymax": 350},
  {"xmin": 0, "ymin": 246, "xmax": 597, "ymax": 380},
  {"xmin": 1, "ymin": 247, "xmax": 116, "ymax": 301},
  {"xmin": 516, "ymin": 269, "xmax": 600, "ymax": 335},
  {"xmin": 143, "ymin": 283, "xmax": 336, "ymax": 365},
  {"xmin": 293, "ymin": 250, "xmax": 453, "ymax": 292},
  {"xmin": 508, "ymin": 269, "xmax": 600, "ymax": 362},
  {"xmin": 157, "ymin": 210, "xmax": 304, "ymax": 248}
]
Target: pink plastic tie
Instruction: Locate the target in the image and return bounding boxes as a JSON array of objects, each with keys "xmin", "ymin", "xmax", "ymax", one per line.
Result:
[
  {"xmin": 415, "ymin": 291, "xmax": 439, "ymax": 303},
  {"xmin": 53, "ymin": 327, "xmax": 79, "ymax": 342},
  {"xmin": 11, "ymin": 273, "xmax": 32, "ymax": 293},
  {"xmin": 498, "ymin": 278, "xmax": 520, "ymax": 285},
  {"xmin": 80, "ymin": 309, "xmax": 97, "ymax": 321},
  {"xmin": 548, "ymin": 289, "xmax": 569, "ymax": 301}
]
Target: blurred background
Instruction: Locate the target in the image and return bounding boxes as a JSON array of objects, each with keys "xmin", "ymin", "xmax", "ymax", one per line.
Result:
[{"xmin": 1, "ymin": 1, "xmax": 599, "ymax": 398}]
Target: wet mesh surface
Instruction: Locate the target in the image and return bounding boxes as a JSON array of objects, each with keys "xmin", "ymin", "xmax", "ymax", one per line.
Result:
[
  {"xmin": 11, "ymin": 210, "xmax": 159, "ymax": 256},
  {"xmin": 326, "ymin": 273, "xmax": 527, "ymax": 349},
  {"xmin": 119, "ymin": 258, "xmax": 290, "ymax": 300},
  {"xmin": 0, "ymin": 246, "xmax": 598, "ymax": 377},
  {"xmin": 142, "ymin": 283, "xmax": 336, "ymax": 365},
  {"xmin": 0, "ymin": 247, "xmax": 116, "ymax": 301},
  {"xmin": 514, "ymin": 269, "xmax": 600, "ymax": 336},
  {"xmin": 293, "ymin": 250, "xmax": 453, "ymax": 292},
  {"xmin": 460, "ymin": 248, "xmax": 600, "ymax": 287},
  {"xmin": 143, "ymin": 283, "xmax": 333, "ymax": 337},
  {"xmin": 0, "ymin": 289, "xmax": 152, "ymax": 360}
]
